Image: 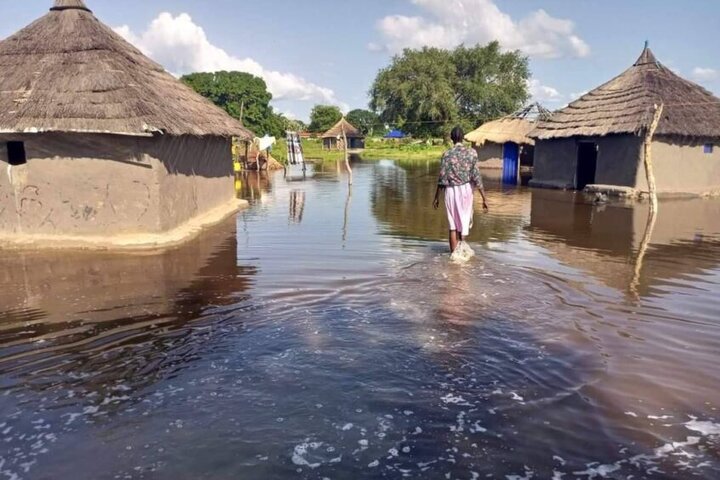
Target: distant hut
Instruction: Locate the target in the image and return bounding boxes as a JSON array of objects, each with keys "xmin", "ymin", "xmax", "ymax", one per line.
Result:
[
  {"xmin": 322, "ymin": 118, "xmax": 365, "ymax": 150},
  {"xmin": 530, "ymin": 45, "xmax": 720, "ymax": 196},
  {"xmin": 0, "ymin": 0, "xmax": 254, "ymax": 247},
  {"xmin": 465, "ymin": 103, "xmax": 551, "ymax": 184}
]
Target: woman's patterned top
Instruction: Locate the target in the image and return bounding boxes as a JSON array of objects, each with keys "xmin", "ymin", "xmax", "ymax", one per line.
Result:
[{"xmin": 438, "ymin": 144, "xmax": 483, "ymax": 188}]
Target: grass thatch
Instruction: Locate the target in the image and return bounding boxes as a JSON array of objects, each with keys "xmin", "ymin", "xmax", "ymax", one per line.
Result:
[
  {"xmin": 321, "ymin": 118, "xmax": 364, "ymax": 139},
  {"xmin": 0, "ymin": 0, "xmax": 254, "ymax": 139},
  {"xmin": 533, "ymin": 47, "xmax": 720, "ymax": 140},
  {"xmin": 465, "ymin": 103, "xmax": 551, "ymax": 146}
]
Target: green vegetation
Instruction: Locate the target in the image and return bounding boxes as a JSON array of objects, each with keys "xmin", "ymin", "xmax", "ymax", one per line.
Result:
[
  {"xmin": 346, "ymin": 109, "xmax": 380, "ymax": 136},
  {"xmin": 271, "ymin": 138, "xmax": 345, "ymax": 164},
  {"xmin": 370, "ymin": 42, "xmax": 530, "ymax": 138},
  {"xmin": 181, "ymin": 71, "xmax": 291, "ymax": 138},
  {"xmin": 361, "ymin": 138, "xmax": 446, "ymax": 160},
  {"xmin": 272, "ymin": 136, "xmax": 446, "ymax": 164},
  {"xmin": 308, "ymin": 105, "xmax": 343, "ymax": 133}
]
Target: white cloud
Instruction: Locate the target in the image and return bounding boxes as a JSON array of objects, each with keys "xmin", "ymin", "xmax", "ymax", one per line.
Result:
[
  {"xmin": 527, "ymin": 79, "xmax": 562, "ymax": 103},
  {"xmin": 692, "ymin": 67, "xmax": 718, "ymax": 82},
  {"xmin": 114, "ymin": 13, "xmax": 347, "ymax": 109},
  {"xmin": 373, "ymin": 0, "xmax": 589, "ymax": 59}
]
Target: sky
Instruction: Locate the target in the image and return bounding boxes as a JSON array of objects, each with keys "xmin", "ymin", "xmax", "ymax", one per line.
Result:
[{"xmin": 2, "ymin": 0, "xmax": 719, "ymax": 123}]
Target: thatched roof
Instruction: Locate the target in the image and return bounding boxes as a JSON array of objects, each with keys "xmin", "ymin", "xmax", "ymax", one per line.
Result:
[
  {"xmin": 0, "ymin": 0, "xmax": 253, "ymax": 139},
  {"xmin": 322, "ymin": 118, "xmax": 363, "ymax": 139},
  {"xmin": 532, "ymin": 46, "xmax": 720, "ymax": 140},
  {"xmin": 465, "ymin": 103, "xmax": 551, "ymax": 146}
]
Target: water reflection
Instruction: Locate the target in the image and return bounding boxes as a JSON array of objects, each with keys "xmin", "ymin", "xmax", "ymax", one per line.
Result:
[
  {"xmin": 289, "ymin": 190, "xmax": 306, "ymax": 224},
  {"xmin": 0, "ymin": 215, "xmax": 256, "ymax": 404},
  {"xmin": 527, "ymin": 189, "xmax": 720, "ymax": 296},
  {"xmin": 236, "ymin": 171, "xmax": 272, "ymax": 203},
  {"xmin": 2, "ymin": 160, "xmax": 720, "ymax": 479},
  {"xmin": 371, "ymin": 162, "xmax": 530, "ymax": 244}
]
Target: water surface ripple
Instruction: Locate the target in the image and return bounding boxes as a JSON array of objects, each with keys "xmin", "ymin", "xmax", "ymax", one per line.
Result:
[{"xmin": 1, "ymin": 161, "xmax": 719, "ymax": 479}]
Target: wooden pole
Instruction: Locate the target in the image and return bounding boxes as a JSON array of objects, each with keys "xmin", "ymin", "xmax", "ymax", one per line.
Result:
[
  {"xmin": 244, "ymin": 141, "xmax": 249, "ymax": 170},
  {"xmin": 631, "ymin": 103, "xmax": 663, "ymax": 298},
  {"xmin": 342, "ymin": 121, "xmax": 353, "ymax": 186},
  {"xmin": 643, "ymin": 103, "xmax": 664, "ymax": 215}
]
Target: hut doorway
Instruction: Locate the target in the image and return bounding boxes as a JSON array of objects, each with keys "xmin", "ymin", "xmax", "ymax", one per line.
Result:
[
  {"xmin": 502, "ymin": 142, "xmax": 519, "ymax": 185},
  {"xmin": 576, "ymin": 142, "xmax": 597, "ymax": 190}
]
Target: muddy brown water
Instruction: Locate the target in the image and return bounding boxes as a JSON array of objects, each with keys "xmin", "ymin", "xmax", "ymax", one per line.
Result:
[{"xmin": 1, "ymin": 159, "xmax": 719, "ymax": 479}]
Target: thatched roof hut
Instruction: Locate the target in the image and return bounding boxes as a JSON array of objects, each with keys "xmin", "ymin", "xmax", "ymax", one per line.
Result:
[
  {"xmin": 322, "ymin": 118, "xmax": 363, "ymax": 139},
  {"xmin": 465, "ymin": 104, "xmax": 551, "ymax": 182},
  {"xmin": 465, "ymin": 103, "xmax": 551, "ymax": 146},
  {"xmin": 322, "ymin": 118, "xmax": 365, "ymax": 150},
  {"xmin": 0, "ymin": 0, "xmax": 253, "ymax": 139},
  {"xmin": 530, "ymin": 45, "xmax": 720, "ymax": 196},
  {"xmin": 0, "ymin": 1, "xmax": 253, "ymax": 248},
  {"xmin": 533, "ymin": 47, "xmax": 720, "ymax": 141}
]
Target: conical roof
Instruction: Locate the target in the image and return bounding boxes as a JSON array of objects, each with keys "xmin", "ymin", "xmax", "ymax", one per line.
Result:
[
  {"xmin": 0, "ymin": 1, "xmax": 253, "ymax": 138},
  {"xmin": 51, "ymin": 0, "xmax": 91, "ymax": 11},
  {"xmin": 465, "ymin": 103, "xmax": 552, "ymax": 146},
  {"xmin": 533, "ymin": 46, "xmax": 720, "ymax": 140},
  {"xmin": 322, "ymin": 118, "xmax": 363, "ymax": 139}
]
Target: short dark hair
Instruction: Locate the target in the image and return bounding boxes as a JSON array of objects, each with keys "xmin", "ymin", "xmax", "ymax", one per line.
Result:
[{"xmin": 450, "ymin": 126, "xmax": 464, "ymax": 144}]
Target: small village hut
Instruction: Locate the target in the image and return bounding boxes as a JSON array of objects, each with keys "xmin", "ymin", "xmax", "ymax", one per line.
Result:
[
  {"xmin": 322, "ymin": 118, "xmax": 365, "ymax": 150},
  {"xmin": 530, "ymin": 45, "xmax": 720, "ymax": 196},
  {"xmin": 465, "ymin": 103, "xmax": 551, "ymax": 184},
  {"xmin": 0, "ymin": 0, "xmax": 254, "ymax": 245}
]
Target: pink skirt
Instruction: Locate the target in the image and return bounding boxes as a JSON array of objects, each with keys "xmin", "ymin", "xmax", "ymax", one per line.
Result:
[{"xmin": 444, "ymin": 183, "xmax": 474, "ymax": 236}]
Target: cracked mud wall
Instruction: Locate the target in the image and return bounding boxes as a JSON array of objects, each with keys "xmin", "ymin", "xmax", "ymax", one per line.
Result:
[{"xmin": 0, "ymin": 133, "xmax": 234, "ymax": 238}]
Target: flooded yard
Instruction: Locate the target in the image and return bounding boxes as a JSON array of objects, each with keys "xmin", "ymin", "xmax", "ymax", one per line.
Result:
[{"xmin": 1, "ymin": 160, "xmax": 720, "ymax": 479}]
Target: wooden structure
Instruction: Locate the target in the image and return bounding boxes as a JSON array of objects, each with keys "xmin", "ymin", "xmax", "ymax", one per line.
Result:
[
  {"xmin": 322, "ymin": 118, "xmax": 365, "ymax": 150},
  {"xmin": 0, "ymin": 0, "xmax": 254, "ymax": 246},
  {"xmin": 465, "ymin": 103, "xmax": 551, "ymax": 184},
  {"xmin": 530, "ymin": 45, "xmax": 720, "ymax": 196}
]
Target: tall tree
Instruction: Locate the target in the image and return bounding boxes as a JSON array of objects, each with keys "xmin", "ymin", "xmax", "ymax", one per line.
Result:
[
  {"xmin": 308, "ymin": 105, "xmax": 343, "ymax": 133},
  {"xmin": 370, "ymin": 42, "xmax": 530, "ymax": 138},
  {"xmin": 181, "ymin": 71, "xmax": 284, "ymax": 137},
  {"xmin": 346, "ymin": 109, "xmax": 380, "ymax": 136}
]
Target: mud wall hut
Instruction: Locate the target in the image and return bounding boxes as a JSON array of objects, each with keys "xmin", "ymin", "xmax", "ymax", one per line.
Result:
[
  {"xmin": 0, "ymin": 0, "xmax": 254, "ymax": 246},
  {"xmin": 465, "ymin": 103, "xmax": 551, "ymax": 184},
  {"xmin": 530, "ymin": 46, "xmax": 720, "ymax": 196},
  {"xmin": 322, "ymin": 118, "xmax": 365, "ymax": 150}
]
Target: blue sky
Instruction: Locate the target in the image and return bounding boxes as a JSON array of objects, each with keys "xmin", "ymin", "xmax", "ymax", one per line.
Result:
[{"xmin": 2, "ymin": 1, "xmax": 719, "ymax": 124}]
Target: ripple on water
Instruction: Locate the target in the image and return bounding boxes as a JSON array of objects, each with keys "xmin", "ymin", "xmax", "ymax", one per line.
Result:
[{"xmin": 1, "ymin": 165, "xmax": 720, "ymax": 479}]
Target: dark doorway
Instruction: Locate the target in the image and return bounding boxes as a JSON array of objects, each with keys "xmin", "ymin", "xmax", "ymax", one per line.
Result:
[
  {"xmin": 7, "ymin": 141, "xmax": 27, "ymax": 166},
  {"xmin": 576, "ymin": 142, "xmax": 597, "ymax": 190}
]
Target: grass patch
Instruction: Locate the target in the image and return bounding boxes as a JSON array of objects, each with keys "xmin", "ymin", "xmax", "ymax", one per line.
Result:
[{"xmin": 270, "ymin": 136, "xmax": 449, "ymax": 164}]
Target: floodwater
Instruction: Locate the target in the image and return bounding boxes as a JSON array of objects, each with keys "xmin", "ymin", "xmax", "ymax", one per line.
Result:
[{"xmin": 1, "ymin": 159, "xmax": 720, "ymax": 479}]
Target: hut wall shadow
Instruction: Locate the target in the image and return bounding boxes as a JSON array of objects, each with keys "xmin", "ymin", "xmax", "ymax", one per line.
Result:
[{"xmin": 0, "ymin": 215, "xmax": 257, "ymax": 395}]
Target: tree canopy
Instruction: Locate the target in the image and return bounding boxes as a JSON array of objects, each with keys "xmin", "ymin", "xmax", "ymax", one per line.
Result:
[
  {"xmin": 308, "ymin": 105, "xmax": 343, "ymax": 133},
  {"xmin": 369, "ymin": 42, "xmax": 530, "ymax": 138},
  {"xmin": 181, "ymin": 71, "xmax": 285, "ymax": 138},
  {"xmin": 346, "ymin": 109, "xmax": 380, "ymax": 136}
]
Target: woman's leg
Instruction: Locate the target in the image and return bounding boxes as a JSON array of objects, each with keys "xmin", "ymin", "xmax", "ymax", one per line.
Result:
[{"xmin": 449, "ymin": 230, "xmax": 459, "ymax": 252}]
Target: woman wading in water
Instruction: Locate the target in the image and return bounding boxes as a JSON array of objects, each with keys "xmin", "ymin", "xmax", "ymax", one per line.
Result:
[{"xmin": 433, "ymin": 126, "xmax": 489, "ymax": 253}]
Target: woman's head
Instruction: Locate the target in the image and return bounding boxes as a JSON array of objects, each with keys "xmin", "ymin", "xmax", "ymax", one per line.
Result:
[{"xmin": 450, "ymin": 126, "xmax": 464, "ymax": 144}]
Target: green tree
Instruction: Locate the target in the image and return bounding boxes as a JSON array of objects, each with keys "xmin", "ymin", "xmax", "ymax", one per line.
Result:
[
  {"xmin": 369, "ymin": 42, "xmax": 530, "ymax": 138},
  {"xmin": 308, "ymin": 105, "xmax": 342, "ymax": 133},
  {"xmin": 282, "ymin": 117, "xmax": 308, "ymax": 132},
  {"xmin": 181, "ymin": 71, "xmax": 284, "ymax": 137},
  {"xmin": 346, "ymin": 109, "xmax": 380, "ymax": 136}
]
